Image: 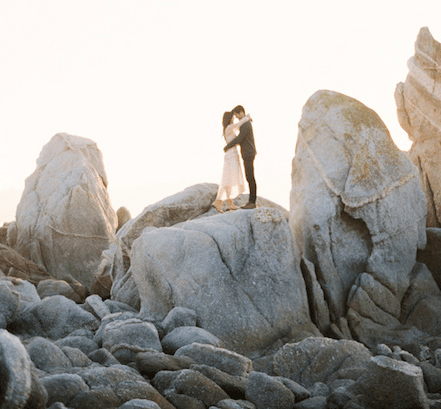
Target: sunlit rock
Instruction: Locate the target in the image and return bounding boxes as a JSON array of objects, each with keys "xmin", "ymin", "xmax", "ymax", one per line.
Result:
[
  {"xmin": 290, "ymin": 90, "xmax": 426, "ymax": 345},
  {"xmin": 14, "ymin": 133, "xmax": 117, "ymax": 291},
  {"xmin": 130, "ymin": 207, "xmax": 312, "ymax": 355},
  {"xmin": 395, "ymin": 27, "xmax": 441, "ymax": 227}
]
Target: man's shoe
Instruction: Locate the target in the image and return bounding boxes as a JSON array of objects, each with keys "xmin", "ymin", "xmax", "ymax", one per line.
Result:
[{"xmin": 241, "ymin": 202, "xmax": 257, "ymax": 209}]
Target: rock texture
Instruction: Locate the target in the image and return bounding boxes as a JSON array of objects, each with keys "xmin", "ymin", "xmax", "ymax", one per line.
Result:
[
  {"xmin": 130, "ymin": 207, "xmax": 311, "ymax": 355},
  {"xmin": 14, "ymin": 133, "xmax": 117, "ymax": 292},
  {"xmin": 273, "ymin": 337, "xmax": 372, "ymax": 388},
  {"xmin": 108, "ymin": 183, "xmax": 219, "ymax": 307},
  {"xmin": 290, "ymin": 89, "xmax": 427, "ymax": 346},
  {"xmin": 395, "ymin": 27, "xmax": 441, "ymax": 227}
]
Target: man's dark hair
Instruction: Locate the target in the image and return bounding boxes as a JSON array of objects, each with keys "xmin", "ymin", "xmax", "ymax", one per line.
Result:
[{"xmin": 232, "ymin": 105, "xmax": 245, "ymax": 115}]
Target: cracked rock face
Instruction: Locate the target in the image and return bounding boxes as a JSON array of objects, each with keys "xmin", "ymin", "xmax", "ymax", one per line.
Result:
[
  {"xmin": 14, "ymin": 133, "xmax": 117, "ymax": 291},
  {"xmin": 290, "ymin": 90, "xmax": 426, "ymax": 346},
  {"xmin": 109, "ymin": 183, "xmax": 219, "ymax": 308},
  {"xmin": 129, "ymin": 207, "xmax": 311, "ymax": 356},
  {"xmin": 395, "ymin": 27, "xmax": 441, "ymax": 227}
]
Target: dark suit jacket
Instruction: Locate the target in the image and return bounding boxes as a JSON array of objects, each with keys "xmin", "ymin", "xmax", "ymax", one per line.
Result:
[{"xmin": 224, "ymin": 120, "xmax": 256, "ymax": 159}]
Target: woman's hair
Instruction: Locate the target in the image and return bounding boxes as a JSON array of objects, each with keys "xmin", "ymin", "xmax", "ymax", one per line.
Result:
[{"xmin": 222, "ymin": 111, "xmax": 234, "ymax": 134}]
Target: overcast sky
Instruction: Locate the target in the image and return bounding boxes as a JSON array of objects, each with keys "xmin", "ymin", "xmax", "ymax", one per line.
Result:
[{"xmin": 1, "ymin": 1, "xmax": 440, "ymax": 225}]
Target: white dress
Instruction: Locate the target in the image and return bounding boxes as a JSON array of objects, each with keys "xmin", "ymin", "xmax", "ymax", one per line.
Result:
[{"xmin": 215, "ymin": 117, "xmax": 249, "ymax": 201}]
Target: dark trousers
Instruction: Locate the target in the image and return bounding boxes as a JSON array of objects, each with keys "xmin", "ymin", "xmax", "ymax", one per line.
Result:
[{"xmin": 243, "ymin": 155, "xmax": 257, "ymax": 204}]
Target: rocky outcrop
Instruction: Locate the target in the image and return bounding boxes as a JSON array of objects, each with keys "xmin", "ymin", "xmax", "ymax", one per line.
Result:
[
  {"xmin": 14, "ymin": 133, "xmax": 117, "ymax": 292},
  {"xmin": 290, "ymin": 90, "xmax": 427, "ymax": 346},
  {"xmin": 395, "ymin": 27, "xmax": 441, "ymax": 227},
  {"xmin": 107, "ymin": 184, "xmax": 291, "ymax": 308},
  {"xmin": 130, "ymin": 207, "xmax": 311, "ymax": 355},
  {"xmin": 1, "ymin": 283, "xmax": 439, "ymax": 408},
  {"xmin": 273, "ymin": 337, "xmax": 372, "ymax": 388},
  {"xmin": 107, "ymin": 183, "xmax": 219, "ymax": 307}
]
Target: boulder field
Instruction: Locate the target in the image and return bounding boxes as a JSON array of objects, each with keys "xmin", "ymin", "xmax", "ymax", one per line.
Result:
[{"xmin": 1, "ymin": 26, "xmax": 441, "ymax": 409}]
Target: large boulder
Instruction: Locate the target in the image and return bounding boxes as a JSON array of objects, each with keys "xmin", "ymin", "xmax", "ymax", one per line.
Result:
[
  {"xmin": 350, "ymin": 355, "xmax": 429, "ymax": 409},
  {"xmin": 273, "ymin": 337, "xmax": 372, "ymax": 388},
  {"xmin": 129, "ymin": 207, "xmax": 312, "ymax": 355},
  {"xmin": 395, "ymin": 27, "xmax": 441, "ymax": 227},
  {"xmin": 14, "ymin": 133, "xmax": 117, "ymax": 292},
  {"xmin": 0, "ymin": 329, "xmax": 48, "ymax": 409},
  {"xmin": 108, "ymin": 183, "xmax": 218, "ymax": 307},
  {"xmin": 290, "ymin": 90, "xmax": 427, "ymax": 345},
  {"xmin": 10, "ymin": 295, "xmax": 99, "ymax": 340}
]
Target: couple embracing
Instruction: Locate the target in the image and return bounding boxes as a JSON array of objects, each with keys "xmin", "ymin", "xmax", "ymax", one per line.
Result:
[{"xmin": 212, "ymin": 105, "xmax": 257, "ymax": 212}]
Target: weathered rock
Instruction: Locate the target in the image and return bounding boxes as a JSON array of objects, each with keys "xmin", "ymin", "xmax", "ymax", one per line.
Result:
[
  {"xmin": 88, "ymin": 348, "xmax": 120, "ymax": 366},
  {"xmin": 161, "ymin": 307, "xmax": 198, "ymax": 335},
  {"xmin": 61, "ymin": 346, "xmax": 93, "ymax": 367},
  {"xmin": 161, "ymin": 326, "xmax": 224, "ymax": 354},
  {"xmin": 0, "ymin": 276, "xmax": 41, "ymax": 306},
  {"xmin": 326, "ymin": 386, "xmax": 354, "ymax": 409},
  {"xmin": 114, "ymin": 380, "xmax": 176, "ymax": 409},
  {"xmin": 41, "ymin": 373, "xmax": 89, "ymax": 407},
  {"xmin": 110, "ymin": 183, "xmax": 218, "ymax": 308},
  {"xmin": 117, "ymin": 206, "xmax": 132, "ymax": 232},
  {"xmin": 273, "ymin": 337, "xmax": 372, "ymax": 388},
  {"xmin": 78, "ymin": 365, "xmax": 147, "ymax": 389},
  {"xmin": 420, "ymin": 361, "xmax": 441, "ymax": 394},
  {"xmin": 0, "ymin": 243, "xmax": 53, "ymax": 286},
  {"xmin": 417, "ymin": 228, "xmax": 441, "ymax": 288},
  {"xmin": 175, "ymin": 343, "xmax": 252, "ymax": 377},
  {"xmin": 92, "ymin": 312, "xmax": 137, "ymax": 346},
  {"xmin": 10, "ymin": 295, "xmax": 99, "ymax": 339},
  {"xmin": 274, "ymin": 377, "xmax": 310, "ymax": 402},
  {"xmin": 27, "ymin": 367, "xmax": 50, "ymax": 409},
  {"xmin": 54, "ymin": 335, "xmax": 99, "ymax": 356},
  {"xmin": 0, "ymin": 223, "xmax": 9, "ymax": 245},
  {"xmin": 85, "ymin": 294, "xmax": 111, "ymax": 319},
  {"xmin": 101, "ymin": 318, "xmax": 162, "ymax": 364},
  {"xmin": 130, "ymin": 207, "xmax": 311, "ymax": 355},
  {"xmin": 119, "ymin": 400, "xmax": 161, "ymax": 409},
  {"xmin": 37, "ymin": 279, "xmax": 82, "ymax": 303},
  {"xmin": 290, "ymin": 89, "xmax": 426, "ymax": 344},
  {"xmin": 190, "ymin": 364, "xmax": 248, "ymax": 398},
  {"xmin": 0, "ymin": 280, "xmax": 20, "ymax": 328},
  {"xmin": 14, "ymin": 133, "xmax": 117, "ymax": 291},
  {"xmin": 136, "ymin": 350, "xmax": 195, "ymax": 377},
  {"xmin": 172, "ymin": 369, "xmax": 229, "ymax": 407},
  {"xmin": 350, "ymin": 355, "xmax": 429, "ymax": 409},
  {"xmin": 0, "ymin": 329, "xmax": 47, "ymax": 409},
  {"xmin": 105, "ymin": 299, "xmax": 138, "ymax": 314},
  {"xmin": 245, "ymin": 371, "xmax": 295, "ymax": 409},
  {"xmin": 395, "ymin": 27, "xmax": 441, "ymax": 227},
  {"xmin": 164, "ymin": 389, "xmax": 205, "ymax": 409},
  {"xmin": 151, "ymin": 370, "xmax": 180, "ymax": 395},
  {"xmin": 199, "ymin": 193, "xmax": 290, "ymax": 221},
  {"xmin": 308, "ymin": 382, "xmax": 329, "ymax": 397},
  {"xmin": 299, "ymin": 257, "xmax": 330, "ymax": 334},
  {"xmin": 292, "ymin": 396, "xmax": 327, "ymax": 409},
  {"xmin": 92, "ymin": 243, "xmax": 117, "ymax": 300},
  {"xmin": 401, "ymin": 263, "xmax": 441, "ymax": 335},
  {"xmin": 26, "ymin": 336, "xmax": 72, "ymax": 372},
  {"xmin": 68, "ymin": 387, "xmax": 121, "ymax": 409},
  {"xmin": 216, "ymin": 399, "xmax": 256, "ymax": 409}
]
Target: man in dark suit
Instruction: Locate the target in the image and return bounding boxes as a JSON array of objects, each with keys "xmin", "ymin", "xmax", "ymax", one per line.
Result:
[{"xmin": 224, "ymin": 105, "xmax": 257, "ymax": 209}]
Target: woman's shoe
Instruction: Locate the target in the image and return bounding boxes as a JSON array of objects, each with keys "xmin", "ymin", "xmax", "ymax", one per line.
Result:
[
  {"xmin": 212, "ymin": 200, "xmax": 223, "ymax": 212},
  {"xmin": 225, "ymin": 199, "xmax": 239, "ymax": 211}
]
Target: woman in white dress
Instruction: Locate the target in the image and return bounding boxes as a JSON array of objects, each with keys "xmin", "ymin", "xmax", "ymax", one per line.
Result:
[{"xmin": 212, "ymin": 111, "xmax": 251, "ymax": 212}]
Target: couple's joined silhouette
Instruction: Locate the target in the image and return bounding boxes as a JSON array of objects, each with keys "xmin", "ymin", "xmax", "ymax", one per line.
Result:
[{"xmin": 212, "ymin": 105, "xmax": 257, "ymax": 212}]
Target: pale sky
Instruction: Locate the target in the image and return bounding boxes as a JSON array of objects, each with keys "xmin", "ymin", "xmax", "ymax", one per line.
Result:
[{"xmin": 1, "ymin": 1, "xmax": 440, "ymax": 226}]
